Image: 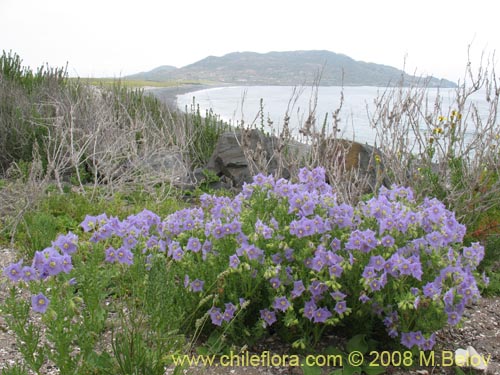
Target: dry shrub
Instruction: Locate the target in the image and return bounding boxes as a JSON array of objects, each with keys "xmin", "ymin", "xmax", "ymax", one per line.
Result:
[{"xmin": 370, "ymin": 51, "xmax": 500, "ymax": 226}]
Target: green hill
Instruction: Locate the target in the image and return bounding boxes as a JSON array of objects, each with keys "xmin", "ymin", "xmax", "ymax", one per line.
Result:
[{"xmin": 126, "ymin": 50, "xmax": 456, "ymax": 87}]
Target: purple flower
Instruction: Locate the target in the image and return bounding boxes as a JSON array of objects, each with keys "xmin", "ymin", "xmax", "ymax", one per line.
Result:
[
  {"xmin": 462, "ymin": 242, "xmax": 485, "ymax": 267},
  {"xmin": 31, "ymin": 292, "xmax": 50, "ymax": 313},
  {"xmin": 255, "ymin": 219, "xmax": 274, "ymax": 239},
  {"xmin": 380, "ymin": 235, "xmax": 395, "ymax": 248},
  {"xmin": 190, "ymin": 279, "xmax": 204, "ymax": 292},
  {"xmin": 202, "ymin": 240, "xmax": 212, "ymax": 260},
  {"xmin": 313, "ymin": 307, "xmax": 332, "ymax": 323},
  {"xmin": 328, "ymin": 264, "xmax": 344, "ymax": 278},
  {"xmin": 400, "ymin": 332, "xmax": 412, "ymax": 348},
  {"xmin": 105, "ymin": 247, "xmax": 117, "ymax": 263},
  {"xmin": 60, "ymin": 254, "xmax": 73, "ymax": 273},
  {"xmin": 253, "ymin": 173, "xmax": 274, "ymax": 186},
  {"xmin": 330, "ymin": 291, "xmax": 346, "ymax": 301},
  {"xmin": 284, "ymin": 247, "xmax": 295, "ymax": 261},
  {"xmin": 44, "ymin": 255, "xmax": 63, "ymax": 276},
  {"xmin": 359, "ymin": 293, "xmax": 370, "ymax": 304},
  {"xmin": 368, "ymin": 278, "xmax": 383, "ymax": 291},
  {"xmin": 229, "ymin": 254, "xmax": 240, "ymax": 268},
  {"xmin": 309, "ymin": 280, "xmax": 328, "ymax": 298},
  {"xmin": 334, "ymin": 301, "xmax": 347, "ymax": 315},
  {"xmin": 409, "ymin": 331, "xmax": 426, "ymax": 348},
  {"xmin": 289, "ymin": 217, "xmax": 316, "ymax": 238},
  {"xmin": 3, "ymin": 260, "xmax": 23, "ymax": 282},
  {"xmin": 273, "ymin": 296, "xmax": 291, "ymax": 312},
  {"xmin": 260, "ymin": 309, "xmax": 277, "ymax": 327},
  {"xmin": 345, "ymin": 230, "xmax": 364, "ymax": 251},
  {"xmin": 383, "ymin": 311, "xmax": 399, "ymax": 333},
  {"xmin": 368, "ymin": 255, "xmax": 386, "ymax": 271},
  {"xmin": 243, "ymin": 244, "xmax": 264, "ymax": 262},
  {"xmin": 171, "ymin": 247, "xmax": 185, "ymax": 262},
  {"xmin": 186, "ymin": 237, "xmax": 202, "ymax": 253},
  {"xmin": 80, "ymin": 214, "xmax": 107, "ymax": 232},
  {"xmin": 378, "ymin": 217, "xmax": 396, "ymax": 234},
  {"xmin": 443, "ymin": 288, "xmax": 455, "ymax": 306},
  {"xmin": 330, "ymin": 238, "xmax": 341, "ymax": 251},
  {"xmin": 423, "ymin": 281, "xmax": 442, "ymax": 299},
  {"xmin": 21, "ymin": 266, "xmax": 37, "ymax": 282},
  {"xmin": 445, "ymin": 305, "xmax": 462, "ymax": 325},
  {"xmin": 421, "ymin": 333, "xmax": 436, "ymax": 350},
  {"xmin": 269, "ymin": 277, "xmax": 281, "ymax": 289},
  {"xmin": 426, "ymin": 231, "xmax": 444, "ymax": 249},
  {"xmin": 223, "ymin": 303, "xmax": 237, "ymax": 321},
  {"xmin": 424, "ymin": 200, "xmax": 446, "ymax": 223},
  {"xmin": 209, "ymin": 307, "xmax": 224, "ymax": 326},
  {"xmin": 362, "ymin": 266, "xmax": 376, "ymax": 280},
  {"xmin": 52, "ymin": 232, "xmax": 78, "ymax": 254},
  {"xmin": 271, "ymin": 253, "xmax": 283, "ymax": 265},
  {"xmin": 331, "ymin": 203, "xmax": 354, "ymax": 229},
  {"xmin": 122, "ymin": 235, "xmax": 138, "ymax": 250},
  {"xmin": 310, "ymin": 254, "xmax": 326, "ymax": 272},
  {"xmin": 303, "ymin": 300, "xmax": 317, "ymax": 320},
  {"xmin": 116, "ymin": 248, "xmax": 134, "ymax": 265},
  {"xmin": 291, "ymin": 280, "xmax": 305, "ymax": 299}
]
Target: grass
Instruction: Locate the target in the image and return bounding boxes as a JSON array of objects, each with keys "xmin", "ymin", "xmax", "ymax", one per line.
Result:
[
  {"xmin": 1, "ymin": 184, "xmax": 190, "ymax": 259},
  {"xmin": 71, "ymin": 77, "xmax": 220, "ymax": 88}
]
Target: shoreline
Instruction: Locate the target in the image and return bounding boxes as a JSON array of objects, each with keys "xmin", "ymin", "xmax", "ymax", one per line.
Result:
[{"xmin": 145, "ymin": 84, "xmax": 223, "ymax": 110}]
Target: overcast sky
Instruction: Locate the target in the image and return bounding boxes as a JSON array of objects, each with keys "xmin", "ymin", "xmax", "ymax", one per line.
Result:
[{"xmin": 1, "ymin": 0, "xmax": 498, "ymax": 83}]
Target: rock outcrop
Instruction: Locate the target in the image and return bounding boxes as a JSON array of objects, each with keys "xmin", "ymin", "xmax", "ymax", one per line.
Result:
[{"xmin": 197, "ymin": 130, "xmax": 386, "ymax": 193}]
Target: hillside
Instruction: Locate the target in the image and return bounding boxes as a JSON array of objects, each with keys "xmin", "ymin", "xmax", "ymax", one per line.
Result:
[
  {"xmin": 127, "ymin": 50, "xmax": 456, "ymax": 87},
  {"xmin": 126, "ymin": 65, "xmax": 178, "ymax": 81}
]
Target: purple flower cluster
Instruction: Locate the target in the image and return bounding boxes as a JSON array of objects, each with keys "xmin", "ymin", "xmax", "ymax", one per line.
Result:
[
  {"xmin": 3, "ymin": 231, "xmax": 80, "ymax": 313},
  {"xmin": 3, "ymin": 168, "xmax": 485, "ymax": 349}
]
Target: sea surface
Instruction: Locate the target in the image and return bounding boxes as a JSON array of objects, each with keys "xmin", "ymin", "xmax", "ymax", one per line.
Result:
[{"xmin": 176, "ymin": 85, "xmax": 491, "ymax": 146}]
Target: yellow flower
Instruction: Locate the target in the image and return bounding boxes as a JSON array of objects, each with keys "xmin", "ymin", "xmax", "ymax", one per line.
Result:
[{"xmin": 438, "ymin": 115, "xmax": 446, "ymax": 122}]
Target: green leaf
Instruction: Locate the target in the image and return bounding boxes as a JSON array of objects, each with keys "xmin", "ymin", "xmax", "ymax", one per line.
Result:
[
  {"xmin": 346, "ymin": 334, "xmax": 369, "ymax": 354},
  {"xmin": 342, "ymin": 363, "xmax": 363, "ymax": 375},
  {"xmin": 301, "ymin": 359, "xmax": 322, "ymax": 375},
  {"xmin": 362, "ymin": 365, "xmax": 386, "ymax": 375},
  {"xmin": 323, "ymin": 346, "xmax": 346, "ymax": 358},
  {"xmin": 328, "ymin": 369, "xmax": 344, "ymax": 375},
  {"xmin": 454, "ymin": 367, "xmax": 467, "ymax": 375},
  {"xmin": 195, "ymin": 346, "xmax": 209, "ymax": 355}
]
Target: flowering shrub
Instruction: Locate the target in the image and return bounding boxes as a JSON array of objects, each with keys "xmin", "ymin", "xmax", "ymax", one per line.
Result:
[{"xmin": 2, "ymin": 167, "xmax": 486, "ymax": 368}]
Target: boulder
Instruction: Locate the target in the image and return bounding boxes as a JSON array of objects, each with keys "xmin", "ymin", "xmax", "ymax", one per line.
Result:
[
  {"xmin": 202, "ymin": 130, "xmax": 386, "ymax": 192},
  {"xmin": 205, "ymin": 129, "xmax": 286, "ymax": 188}
]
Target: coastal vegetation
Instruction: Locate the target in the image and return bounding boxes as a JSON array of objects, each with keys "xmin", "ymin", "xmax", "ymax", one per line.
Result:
[{"xmin": 1, "ymin": 50, "xmax": 499, "ymax": 374}]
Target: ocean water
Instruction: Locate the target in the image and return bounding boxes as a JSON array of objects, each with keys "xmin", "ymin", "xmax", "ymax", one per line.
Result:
[{"xmin": 176, "ymin": 85, "xmax": 491, "ymax": 146}]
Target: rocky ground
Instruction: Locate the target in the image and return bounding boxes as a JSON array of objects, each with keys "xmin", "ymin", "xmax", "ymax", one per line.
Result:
[{"xmin": 1, "ymin": 247, "xmax": 498, "ymax": 374}]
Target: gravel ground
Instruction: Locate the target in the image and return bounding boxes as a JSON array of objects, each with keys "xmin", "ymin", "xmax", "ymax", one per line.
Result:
[{"xmin": 1, "ymin": 247, "xmax": 498, "ymax": 374}]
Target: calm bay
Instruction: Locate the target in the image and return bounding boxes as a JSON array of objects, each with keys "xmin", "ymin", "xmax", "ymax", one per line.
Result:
[{"xmin": 176, "ymin": 85, "xmax": 490, "ymax": 146}]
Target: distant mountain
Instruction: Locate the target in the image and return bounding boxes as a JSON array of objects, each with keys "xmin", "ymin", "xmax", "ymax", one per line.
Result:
[
  {"xmin": 126, "ymin": 50, "xmax": 456, "ymax": 87},
  {"xmin": 126, "ymin": 65, "xmax": 178, "ymax": 81}
]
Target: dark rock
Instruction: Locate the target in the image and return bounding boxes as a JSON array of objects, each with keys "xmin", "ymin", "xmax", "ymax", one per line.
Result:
[
  {"xmin": 206, "ymin": 129, "xmax": 284, "ymax": 188},
  {"xmin": 203, "ymin": 129, "xmax": 386, "ymax": 192}
]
